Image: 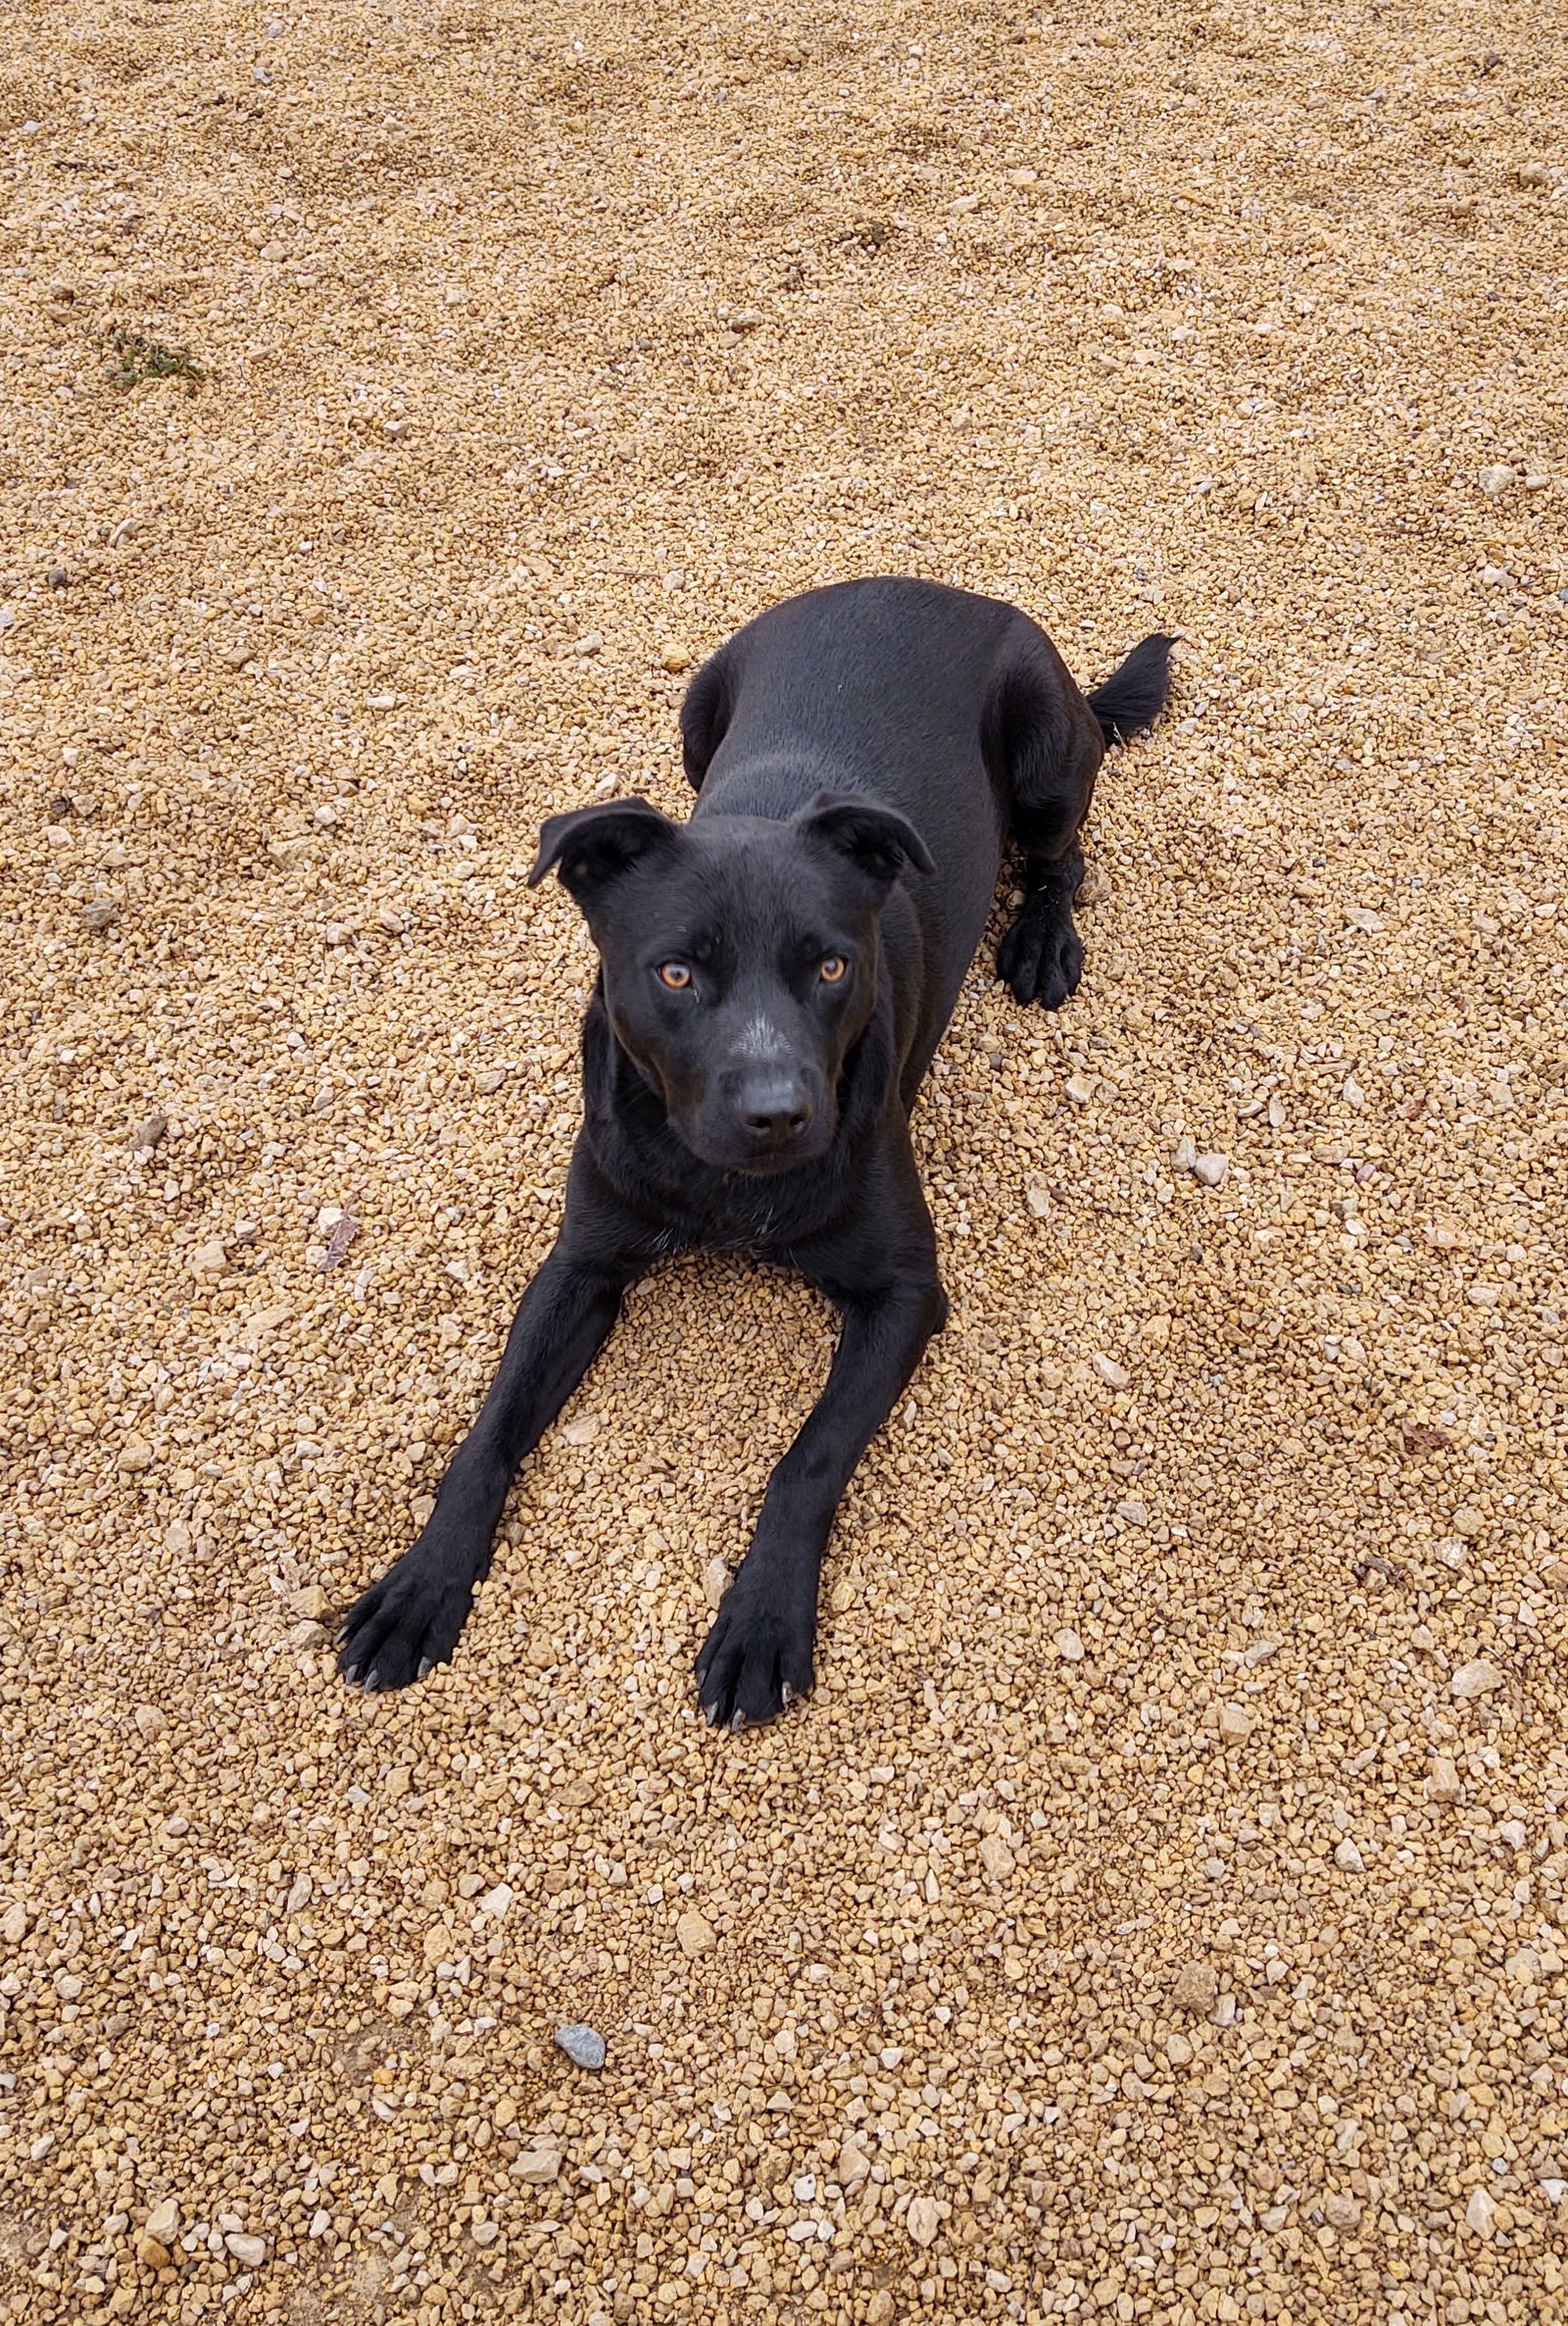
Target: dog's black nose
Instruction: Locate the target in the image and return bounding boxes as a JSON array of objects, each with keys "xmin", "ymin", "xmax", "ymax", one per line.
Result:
[{"xmin": 738, "ymin": 1077, "xmax": 813, "ymax": 1146}]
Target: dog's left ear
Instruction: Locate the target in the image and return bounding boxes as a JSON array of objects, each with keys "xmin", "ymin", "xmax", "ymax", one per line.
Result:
[
  {"xmin": 796, "ymin": 791, "xmax": 935, "ymax": 891},
  {"xmin": 527, "ymin": 797, "xmax": 680, "ymax": 905}
]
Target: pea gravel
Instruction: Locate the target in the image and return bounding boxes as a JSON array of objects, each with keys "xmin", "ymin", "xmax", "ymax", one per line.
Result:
[{"xmin": 2, "ymin": 3, "xmax": 1566, "ymax": 2324}]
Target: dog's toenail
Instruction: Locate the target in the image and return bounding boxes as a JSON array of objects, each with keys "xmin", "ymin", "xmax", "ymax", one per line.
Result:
[{"xmin": 417, "ymin": 1657, "xmax": 433, "ymax": 1679}]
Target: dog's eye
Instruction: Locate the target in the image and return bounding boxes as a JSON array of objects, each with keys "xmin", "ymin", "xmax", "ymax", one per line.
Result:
[
  {"xmin": 819, "ymin": 956, "xmax": 848, "ymax": 984},
  {"xmin": 657, "ymin": 962, "xmax": 692, "ymax": 990}
]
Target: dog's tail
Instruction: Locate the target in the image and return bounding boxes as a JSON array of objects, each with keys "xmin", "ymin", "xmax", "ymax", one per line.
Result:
[{"xmin": 1086, "ymin": 633, "xmax": 1174, "ymax": 747}]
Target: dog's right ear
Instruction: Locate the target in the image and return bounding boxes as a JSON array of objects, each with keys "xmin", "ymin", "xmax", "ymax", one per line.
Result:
[{"xmin": 527, "ymin": 797, "xmax": 680, "ymax": 905}]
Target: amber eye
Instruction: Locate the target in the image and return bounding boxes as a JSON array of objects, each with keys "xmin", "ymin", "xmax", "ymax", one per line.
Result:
[
  {"xmin": 819, "ymin": 955, "xmax": 848, "ymax": 984},
  {"xmin": 658, "ymin": 961, "xmax": 692, "ymax": 990}
]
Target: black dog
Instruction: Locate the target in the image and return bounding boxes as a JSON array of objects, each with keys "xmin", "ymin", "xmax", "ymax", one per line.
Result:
[{"xmin": 338, "ymin": 578, "xmax": 1170, "ymax": 1726}]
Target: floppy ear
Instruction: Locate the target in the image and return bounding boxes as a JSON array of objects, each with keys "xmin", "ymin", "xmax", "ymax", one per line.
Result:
[
  {"xmin": 527, "ymin": 797, "xmax": 680, "ymax": 905},
  {"xmin": 795, "ymin": 790, "xmax": 935, "ymax": 890}
]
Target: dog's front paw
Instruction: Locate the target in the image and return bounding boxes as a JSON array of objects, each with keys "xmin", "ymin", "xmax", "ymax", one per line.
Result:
[
  {"xmin": 997, "ymin": 901, "xmax": 1084, "ymax": 1011},
  {"xmin": 695, "ymin": 1577, "xmax": 815, "ymax": 1731},
  {"xmin": 337, "ymin": 1544, "xmax": 477, "ymax": 1692}
]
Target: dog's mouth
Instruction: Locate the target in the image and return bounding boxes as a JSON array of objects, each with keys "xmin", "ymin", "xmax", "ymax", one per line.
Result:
[{"xmin": 674, "ymin": 1109, "xmax": 837, "ymax": 1177}]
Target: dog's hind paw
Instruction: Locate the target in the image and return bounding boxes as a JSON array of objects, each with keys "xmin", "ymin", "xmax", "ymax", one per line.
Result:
[
  {"xmin": 996, "ymin": 900, "xmax": 1084, "ymax": 1012},
  {"xmin": 695, "ymin": 1583, "xmax": 815, "ymax": 1730},
  {"xmin": 336, "ymin": 1547, "xmax": 476, "ymax": 1692}
]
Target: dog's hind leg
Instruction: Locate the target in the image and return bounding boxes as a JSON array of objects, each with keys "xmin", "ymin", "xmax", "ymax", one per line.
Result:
[
  {"xmin": 988, "ymin": 631, "xmax": 1105, "ymax": 1011},
  {"xmin": 991, "ymin": 626, "xmax": 1172, "ymax": 1009},
  {"xmin": 678, "ymin": 645, "xmax": 733, "ymax": 792}
]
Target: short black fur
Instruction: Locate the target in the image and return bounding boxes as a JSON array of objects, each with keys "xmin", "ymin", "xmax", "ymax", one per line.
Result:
[{"xmin": 338, "ymin": 578, "xmax": 1170, "ymax": 1727}]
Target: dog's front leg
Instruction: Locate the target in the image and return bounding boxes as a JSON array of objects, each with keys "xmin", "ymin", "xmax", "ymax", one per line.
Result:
[
  {"xmin": 696, "ymin": 1275, "xmax": 946, "ymax": 1728},
  {"xmin": 338, "ymin": 1247, "xmax": 632, "ymax": 1690}
]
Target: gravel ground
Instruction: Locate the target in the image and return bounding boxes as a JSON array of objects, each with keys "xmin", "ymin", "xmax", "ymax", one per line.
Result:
[{"xmin": 3, "ymin": 3, "xmax": 1566, "ymax": 2322}]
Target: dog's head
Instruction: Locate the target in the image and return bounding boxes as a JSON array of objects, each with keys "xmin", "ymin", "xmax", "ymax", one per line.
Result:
[{"xmin": 529, "ymin": 791, "xmax": 932, "ymax": 1173}]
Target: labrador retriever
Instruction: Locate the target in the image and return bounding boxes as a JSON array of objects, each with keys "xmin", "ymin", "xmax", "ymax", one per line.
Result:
[{"xmin": 338, "ymin": 577, "xmax": 1170, "ymax": 1726}]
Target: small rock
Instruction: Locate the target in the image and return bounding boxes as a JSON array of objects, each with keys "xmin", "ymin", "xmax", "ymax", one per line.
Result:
[
  {"xmin": 1478, "ymin": 464, "xmax": 1515, "ymax": 499},
  {"xmin": 1075, "ymin": 865, "xmax": 1109, "ymax": 906},
  {"xmin": 675, "ymin": 1909, "xmax": 716, "ymax": 1956},
  {"xmin": 1505, "ymin": 1947, "xmax": 1541, "ymax": 1985},
  {"xmin": 559, "ymin": 1412, "xmax": 601, "ymax": 1446},
  {"xmin": 187, "ymin": 1240, "xmax": 228, "ymax": 1277},
  {"xmin": 1518, "ymin": 161, "xmax": 1551, "ymax": 186},
  {"xmin": 1427, "ymin": 1755, "xmax": 1462, "ymax": 1804},
  {"xmin": 132, "ymin": 1704, "xmax": 166, "ymax": 1737},
  {"xmin": 478, "ymin": 1883, "xmax": 514, "ymax": 1918},
  {"xmin": 1065, "ymin": 1072, "xmax": 1098, "ymax": 1104},
  {"xmin": 574, "ymin": 631, "xmax": 604, "ymax": 657},
  {"xmin": 906, "ymin": 2194, "xmax": 943, "ymax": 2248},
  {"xmin": 1115, "ymin": 1498, "xmax": 1150, "ymax": 1526},
  {"xmin": 48, "ymin": 567, "xmax": 69, "ymax": 591},
  {"xmin": 130, "ymin": 1112, "xmax": 169, "ymax": 1153},
  {"xmin": 145, "ymin": 2202, "xmax": 179, "ymax": 2243},
  {"xmin": 727, "ymin": 309, "xmax": 765, "ymax": 331},
  {"xmin": 555, "ymin": 2022, "xmax": 606, "ymax": 2069},
  {"xmin": 1541, "ymin": 2177, "xmax": 1567, "ymax": 2204},
  {"xmin": 366, "ymin": 692, "xmax": 401, "ymax": 710},
  {"xmin": 1218, "ymin": 1703, "xmax": 1257, "ymax": 1743},
  {"xmin": 3, "ymin": 1901, "xmax": 29, "ymax": 1944},
  {"xmin": 1496, "ymin": 1819, "xmax": 1528, "ymax": 1852},
  {"xmin": 514, "ymin": 2146, "xmax": 564, "ymax": 2184},
  {"xmin": 81, "ymin": 898, "xmax": 121, "ymax": 931},
  {"xmin": 1323, "ymin": 2194, "xmax": 1361, "ymax": 2231},
  {"xmin": 1054, "ymin": 1628, "xmax": 1084, "ymax": 1661},
  {"xmin": 1172, "ymin": 1134, "xmax": 1198, "ymax": 1171},
  {"xmin": 134, "ymin": 2234, "xmax": 172, "ymax": 2269},
  {"xmin": 1464, "ymin": 2186, "xmax": 1497, "ymax": 2235},
  {"xmin": 469, "ymin": 2220, "xmax": 499, "ymax": 2246},
  {"xmin": 866, "ymin": 2296, "xmax": 895, "ymax": 2326},
  {"xmin": 288, "ymin": 1619, "xmax": 327, "ymax": 1650},
  {"xmin": 1450, "ymin": 1659, "xmax": 1502, "ymax": 1700},
  {"xmin": 1334, "ymin": 1837, "xmax": 1365, "ymax": 1872},
  {"xmin": 702, "ymin": 1557, "xmax": 730, "ymax": 1610},
  {"xmin": 119, "ymin": 1438, "xmax": 155, "ymax": 1473},
  {"xmin": 1343, "ymin": 906, "xmax": 1384, "ymax": 934},
  {"xmin": 54, "ymin": 1969, "xmax": 82, "ymax": 2000},
  {"xmin": 1543, "ymin": 1558, "xmax": 1568, "ymax": 1593},
  {"xmin": 793, "ymin": 2173, "xmax": 817, "ymax": 2202},
  {"xmin": 1193, "ymin": 1151, "xmax": 1229, "ymax": 1188},
  {"xmin": 1092, "ymin": 1352, "xmax": 1129, "ymax": 1388},
  {"xmin": 1170, "ymin": 1960, "xmax": 1218, "ymax": 2013},
  {"xmin": 288, "ymin": 1585, "xmax": 329, "ymax": 1620},
  {"xmin": 979, "ymin": 1833, "xmax": 1015, "ymax": 1879},
  {"xmin": 1165, "ymin": 2030, "xmax": 1193, "ymax": 2066},
  {"xmin": 223, "ymin": 2234, "xmax": 267, "ymax": 2269},
  {"xmin": 1522, "ymin": 465, "xmax": 1551, "ymax": 490},
  {"xmin": 421, "ymin": 1923, "xmax": 455, "ymax": 1966},
  {"xmin": 659, "ymin": 642, "xmax": 693, "ymax": 671}
]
